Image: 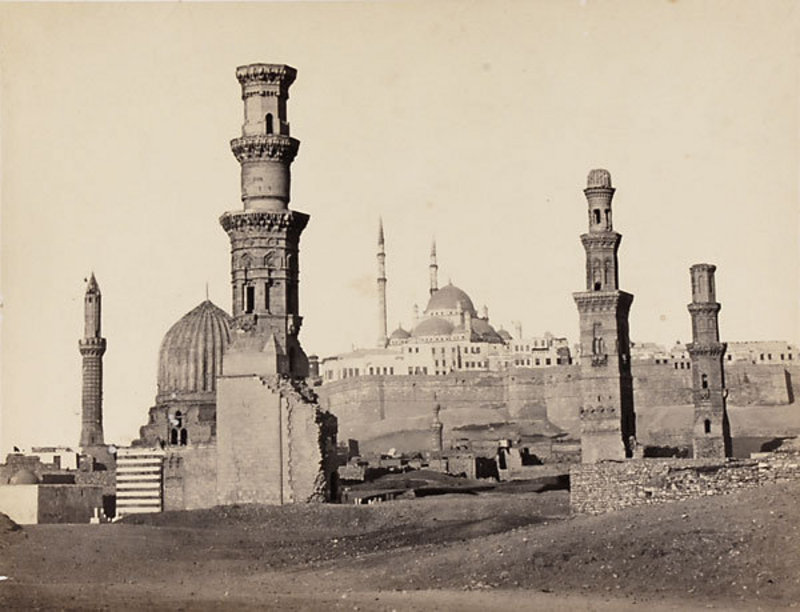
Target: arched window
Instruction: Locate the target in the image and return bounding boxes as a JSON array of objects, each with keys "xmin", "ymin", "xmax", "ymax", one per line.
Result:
[
  {"xmin": 180, "ymin": 428, "xmax": 188, "ymax": 446},
  {"xmin": 701, "ymin": 373, "xmax": 708, "ymax": 389},
  {"xmin": 265, "ymin": 113, "xmax": 274, "ymax": 134},
  {"xmin": 593, "ymin": 209, "xmax": 601, "ymax": 224},
  {"xmin": 593, "ymin": 259, "xmax": 602, "ymax": 291},
  {"xmin": 704, "ymin": 419, "xmax": 711, "ymax": 434},
  {"xmin": 244, "ymin": 285, "xmax": 255, "ymax": 314},
  {"xmin": 170, "ymin": 411, "xmax": 183, "ymax": 446}
]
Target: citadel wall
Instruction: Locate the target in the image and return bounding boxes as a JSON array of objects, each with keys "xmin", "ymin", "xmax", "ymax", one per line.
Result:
[{"xmin": 318, "ymin": 363, "xmax": 800, "ymax": 449}]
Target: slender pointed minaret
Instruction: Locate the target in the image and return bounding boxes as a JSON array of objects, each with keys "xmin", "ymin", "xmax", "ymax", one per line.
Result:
[
  {"xmin": 377, "ymin": 218, "xmax": 388, "ymax": 348},
  {"xmin": 429, "ymin": 238, "xmax": 438, "ymax": 296},
  {"xmin": 687, "ymin": 264, "xmax": 731, "ymax": 459},
  {"xmin": 573, "ymin": 169, "xmax": 635, "ymax": 463},
  {"xmin": 79, "ymin": 273, "xmax": 106, "ymax": 448}
]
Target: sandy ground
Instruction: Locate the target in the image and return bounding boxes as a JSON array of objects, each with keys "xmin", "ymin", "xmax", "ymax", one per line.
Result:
[{"xmin": 1, "ymin": 481, "xmax": 798, "ymax": 611}]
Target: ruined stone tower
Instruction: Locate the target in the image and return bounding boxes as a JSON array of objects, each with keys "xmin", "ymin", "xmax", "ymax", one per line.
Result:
[
  {"xmin": 216, "ymin": 64, "xmax": 337, "ymax": 506},
  {"xmin": 220, "ymin": 63, "xmax": 308, "ymax": 377},
  {"xmin": 79, "ymin": 273, "xmax": 106, "ymax": 449},
  {"xmin": 377, "ymin": 218, "xmax": 388, "ymax": 348},
  {"xmin": 687, "ymin": 264, "xmax": 731, "ymax": 459},
  {"xmin": 573, "ymin": 169, "xmax": 635, "ymax": 463}
]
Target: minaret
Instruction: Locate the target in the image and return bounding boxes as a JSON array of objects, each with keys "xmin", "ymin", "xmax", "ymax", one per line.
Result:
[
  {"xmin": 220, "ymin": 64, "xmax": 309, "ymax": 377},
  {"xmin": 429, "ymin": 239, "xmax": 438, "ymax": 296},
  {"xmin": 687, "ymin": 264, "xmax": 731, "ymax": 459},
  {"xmin": 377, "ymin": 218, "xmax": 388, "ymax": 348},
  {"xmin": 79, "ymin": 273, "xmax": 106, "ymax": 448},
  {"xmin": 573, "ymin": 169, "xmax": 635, "ymax": 463},
  {"xmin": 431, "ymin": 395, "xmax": 444, "ymax": 453}
]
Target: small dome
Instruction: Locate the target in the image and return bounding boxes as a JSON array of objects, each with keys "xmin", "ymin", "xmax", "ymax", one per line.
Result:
[
  {"xmin": 587, "ymin": 168, "xmax": 612, "ymax": 188},
  {"xmin": 471, "ymin": 318, "xmax": 504, "ymax": 343},
  {"xmin": 9, "ymin": 469, "xmax": 39, "ymax": 485},
  {"xmin": 157, "ymin": 300, "xmax": 233, "ymax": 403},
  {"xmin": 498, "ymin": 329, "xmax": 513, "ymax": 342},
  {"xmin": 425, "ymin": 283, "xmax": 476, "ymax": 316},
  {"xmin": 390, "ymin": 326, "xmax": 411, "ymax": 340},
  {"xmin": 412, "ymin": 317, "xmax": 455, "ymax": 338}
]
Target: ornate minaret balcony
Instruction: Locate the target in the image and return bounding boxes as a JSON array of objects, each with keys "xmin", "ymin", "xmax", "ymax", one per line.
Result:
[
  {"xmin": 232, "ymin": 63, "xmax": 300, "ymax": 212},
  {"xmin": 221, "ymin": 63, "xmax": 309, "ymax": 378},
  {"xmin": 573, "ymin": 169, "xmax": 635, "ymax": 462}
]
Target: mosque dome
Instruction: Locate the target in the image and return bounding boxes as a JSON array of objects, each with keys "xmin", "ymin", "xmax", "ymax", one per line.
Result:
[
  {"xmin": 9, "ymin": 469, "xmax": 39, "ymax": 485},
  {"xmin": 497, "ymin": 328, "xmax": 513, "ymax": 343},
  {"xmin": 425, "ymin": 283, "xmax": 476, "ymax": 316},
  {"xmin": 412, "ymin": 317, "xmax": 455, "ymax": 338},
  {"xmin": 471, "ymin": 318, "xmax": 504, "ymax": 343},
  {"xmin": 390, "ymin": 326, "xmax": 411, "ymax": 340},
  {"xmin": 157, "ymin": 300, "xmax": 233, "ymax": 403}
]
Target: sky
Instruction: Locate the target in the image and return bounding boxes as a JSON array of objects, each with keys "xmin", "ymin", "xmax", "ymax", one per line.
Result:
[{"xmin": 1, "ymin": 1, "xmax": 798, "ymax": 455}]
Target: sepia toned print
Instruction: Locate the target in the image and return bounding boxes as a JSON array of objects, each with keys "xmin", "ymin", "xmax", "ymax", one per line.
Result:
[{"xmin": 1, "ymin": 2, "xmax": 798, "ymax": 610}]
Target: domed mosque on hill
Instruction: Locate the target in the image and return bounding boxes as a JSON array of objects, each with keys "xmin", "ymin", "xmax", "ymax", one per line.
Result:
[{"xmin": 318, "ymin": 227, "xmax": 571, "ymax": 381}]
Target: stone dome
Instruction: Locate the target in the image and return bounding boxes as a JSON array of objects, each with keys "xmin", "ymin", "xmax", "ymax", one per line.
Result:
[
  {"xmin": 412, "ymin": 317, "xmax": 455, "ymax": 338},
  {"xmin": 9, "ymin": 469, "xmax": 39, "ymax": 485},
  {"xmin": 157, "ymin": 300, "xmax": 233, "ymax": 403},
  {"xmin": 471, "ymin": 318, "xmax": 504, "ymax": 343},
  {"xmin": 390, "ymin": 326, "xmax": 411, "ymax": 340},
  {"xmin": 498, "ymin": 328, "xmax": 513, "ymax": 342},
  {"xmin": 425, "ymin": 283, "xmax": 476, "ymax": 316}
]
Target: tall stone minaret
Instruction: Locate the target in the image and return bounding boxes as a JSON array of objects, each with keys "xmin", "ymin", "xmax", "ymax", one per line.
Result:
[
  {"xmin": 377, "ymin": 218, "xmax": 388, "ymax": 348},
  {"xmin": 220, "ymin": 64, "xmax": 309, "ymax": 377},
  {"xmin": 79, "ymin": 273, "xmax": 106, "ymax": 448},
  {"xmin": 687, "ymin": 264, "xmax": 731, "ymax": 459},
  {"xmin": 429, "ymin": 238, "xmax": 438, "ymax": 296},
  {"xmin": 573, "ymin": 169, "xmax": 635, "ymax": 463}
]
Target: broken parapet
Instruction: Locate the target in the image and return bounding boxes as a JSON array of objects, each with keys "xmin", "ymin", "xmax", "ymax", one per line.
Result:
[
  {"xmin": 570, "ymin": 447, "xmax": 800, "ymax": 514},
  {"xmin": 216, "ymin": 372, "xmax": 337, "ymax": 505}
]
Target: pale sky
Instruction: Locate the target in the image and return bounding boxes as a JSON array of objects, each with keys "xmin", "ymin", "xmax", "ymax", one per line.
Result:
[{"xmin": 1, "ymin": 1, "xmax": 798, "ymax": 455}]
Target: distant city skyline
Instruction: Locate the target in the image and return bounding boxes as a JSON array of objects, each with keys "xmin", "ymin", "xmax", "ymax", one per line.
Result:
[{"xmin": 1, "ymin": 1, "xmax": 797, "ymax": 454}]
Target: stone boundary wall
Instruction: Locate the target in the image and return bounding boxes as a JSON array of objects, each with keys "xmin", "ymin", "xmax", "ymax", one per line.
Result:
[{"xmin": 570, "ymin": 453, "xmax": 800, "ymax": 515}]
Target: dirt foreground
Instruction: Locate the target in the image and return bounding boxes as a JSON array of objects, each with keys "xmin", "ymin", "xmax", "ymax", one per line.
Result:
[{"xmin": 1, "ymin": 481, "xmax": 798, "ymax": 611}]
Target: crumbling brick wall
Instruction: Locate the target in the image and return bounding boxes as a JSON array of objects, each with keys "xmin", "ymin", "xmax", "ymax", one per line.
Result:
[
  {"xmin": 216, "ymin": 374, "xmax": 336, "ymax": 506},
  {"xmin": 570, "ymin": 452, "xmax": 800, "ymax": 514}
]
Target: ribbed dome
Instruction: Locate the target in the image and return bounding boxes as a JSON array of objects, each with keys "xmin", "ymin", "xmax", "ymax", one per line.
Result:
[
  {"xmin": 157, "ymin": 300, "xmax": 233, "ymax": 402},
  {"xmin": 412, "ymin": 316, "xmax": 455, "ymax": 338},
  {"xmin": 425, "ymin": 283, "xmax": 476, "ymax": 316}
]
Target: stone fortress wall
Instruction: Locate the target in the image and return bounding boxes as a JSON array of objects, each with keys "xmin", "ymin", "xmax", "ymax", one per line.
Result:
[{"xmin": 319, "ymin": 363, "xmax": 800, "ymax": 451}]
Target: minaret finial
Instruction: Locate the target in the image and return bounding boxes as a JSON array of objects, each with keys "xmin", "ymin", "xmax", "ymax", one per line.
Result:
[{"xmin": 378, "ymin": 217, "xmax": 385, "ymax": 248}]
